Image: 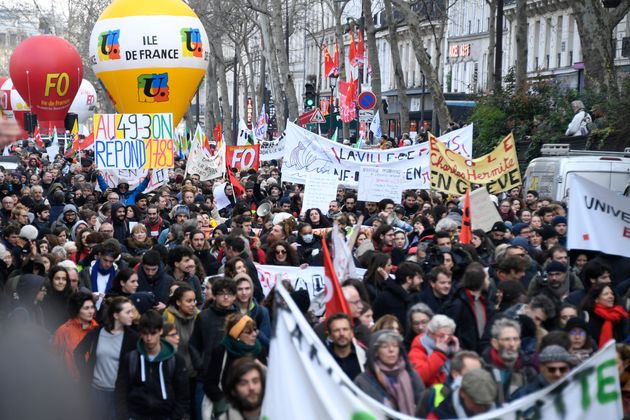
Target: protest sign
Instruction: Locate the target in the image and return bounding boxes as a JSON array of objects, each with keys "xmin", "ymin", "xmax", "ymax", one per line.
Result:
[
  {"xmin": 259, "ymin": 135, "xmax": 286, "ymax": 162},
  {"xmin": 263, "ymin": 281, "xmax": 623, "ymax": 420},
  {"xmin": 46, "ymin": 145, "xmax": 59, "ymax": 161},
  {"xmin": 93, "ymin": 113, "xmax": 174, "ymax": 169},
  {"xmin": 187, "ymin": 137, "xmax": 225, "ymax": 181},
  {"xmin": 470, "ymin": 186, "xmax": 502, "ymax": 232},
  {"xmin": 357, "ymin": 167, "xmax": 404, "ymax": 202},
  {"xmin": 568, "ymin": 175, "xmax": 630, "ymax": 257},
  {"xmin": 430, "ymin": 132, "xmax": 521, "ymax": 195},
  {"xmin": 226, "ymin": 144, "xmax": 260, "ymax": 171},
  {"xmin": 301, "ymin": 173, "xmax": 339, "ymax": 214},
  {"xmin": 282, "ymin": 122, "xmax": 472, "ymax": 190},
  {"xmin": 212, "ymin": 181, "xmax": 231, "ymax": 210},
  {"xmin": 96, "ymin": 168, "xmax": 168, "ymax": 194},
  {"xmin": 237, "ymin": 119, "xmax": 252, "ymax": 146}
]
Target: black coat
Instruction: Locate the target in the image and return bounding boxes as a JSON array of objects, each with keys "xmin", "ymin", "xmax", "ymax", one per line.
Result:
[
  {"xmin": 188, "ymin": 303, "xmax": 238, "ymax": 376},
  {"xmin": 136, "ymin": 263, "xmax": 175, "ymax": 305},
  {"xmin": 440, "ymin": 288, "xmax": 494, "ymax": 354},
  {"xmin": 74, "ymin": 326, "xmax": 139, "ymax": 387},
  {"xmin": 372, "ymin": 280, "xmax": 415, "ymax": 331},
  {"xmin": 586, "ymin": 308, "xmax": 629, "ymax": 345}
]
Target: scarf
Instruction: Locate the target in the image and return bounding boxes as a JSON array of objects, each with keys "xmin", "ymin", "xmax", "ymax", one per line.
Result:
[
  {"xmin": 90, "ymin": 259, "xmax": 116, "ymax": 294},
  {"xmin": 419, "ymin": 334, "xmax": 451, "ymax": 376},
  {"xmin": 373, "ymin": 357, "xmax": 416, "ymax": 415},
  {"xmin": 593, "ymin": 303, "xmax": 628, "ymax": 348},
  {"xmin": 221, "ymin": 335, "xmax": 262, "ymax": 358}
]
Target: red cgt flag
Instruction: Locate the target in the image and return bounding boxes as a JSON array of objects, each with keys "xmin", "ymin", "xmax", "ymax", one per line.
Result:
[
  {"xmin": 349, "ymin": 30, "xmax": 358, "ymax": 68},
  {"xmin": 323, "ymin": 43, "xmax": 335, "ymax": 78},
  {"xmin": 322, "ymin": 237, "xmax": 352, "ymax": 319},
  {"xmin": 33, "ymin": 126, "xmax": 44, "ymax": 148},
  {"xmin": 357, "ymin": 29, "xmax": 365, "ymax": 65},
  {"xmin": 460, "ymin": 190, "xmax": 472, "ymax": 244}
]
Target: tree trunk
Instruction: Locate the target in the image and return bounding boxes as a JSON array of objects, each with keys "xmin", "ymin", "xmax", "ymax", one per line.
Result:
[
  {"xmin": 391, "ymin": 0, "xmax": 452, "ymax": 132},
  {"xmin": 210, "ymin": 37, "xmax": 233, "ymax": 143},
  {"xmin": 269, "ymin": 0, "xmax": 299, "ymax": 127},
  {"xmin": 486, "ymin": 0, "xmax": 496, "ymax": 91},
  {"xmin": 204, "ymin": 61, "xmax": 221, "ymax": 135},
  {"xmin": 238, "ymin": 50, "xmax": 249, "ymax": 124},
  {"xmin": 259, "ymin": 4, "xmax": 286, "ymax": 132},
  {"xmin": 515, "ymin": 0, "xmax": 528, "ymax": 92},
  {"xmin": 383, "ymin": 0, "xmax": 408, "ymax": 136},
  {"xmin": 333, "ymin": 0, "xmax": 350, "ymax": 140},
  {"xmin": 572, "ymin": 0, "xmax": 630, "ymax": 94},
  {"xmin": 243, "ymin": 39, "xmax": 258, "ymax": 119}
]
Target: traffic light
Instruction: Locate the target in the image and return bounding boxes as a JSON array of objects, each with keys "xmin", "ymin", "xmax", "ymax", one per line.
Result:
[{"xmin": 304, "ymin": 83, "xmax": 316, "ymax": 110}]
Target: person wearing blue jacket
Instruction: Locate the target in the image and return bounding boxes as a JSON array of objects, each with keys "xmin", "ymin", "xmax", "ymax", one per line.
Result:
[{"xmin": 96, "ymin": 170, "xmax": 153, "ymax": 206}]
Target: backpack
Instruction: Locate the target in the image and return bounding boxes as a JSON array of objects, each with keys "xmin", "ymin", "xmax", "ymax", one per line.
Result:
[{"xmin": 579, "ymin": 112, "xmax": 593, "ymax": 136}]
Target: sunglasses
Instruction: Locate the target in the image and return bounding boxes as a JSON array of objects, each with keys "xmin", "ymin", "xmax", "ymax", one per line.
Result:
[{"xmin": 275, "ymin": 249, "xmax": 287, "ymax": 255}]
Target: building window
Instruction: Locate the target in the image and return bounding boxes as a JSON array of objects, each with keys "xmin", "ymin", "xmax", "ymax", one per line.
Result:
[
  {"xmin": 569, "ymin": 51, "xmax": 573, "ymax": 65},
  {"xmin": 557, "ymin": 53, "xmax": 561, "ymax": 68},
  {"xmin": 545, "ymin": 54, "xmax": 550, "ymax": 69}
]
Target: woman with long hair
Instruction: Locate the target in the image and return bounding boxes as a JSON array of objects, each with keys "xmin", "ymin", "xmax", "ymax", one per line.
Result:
[
  {"xmin": 74, "ymin": 297, "xmax": 138, "ymax": 420},
  {"xmin": 304, "ymin": 208, "xmax": 331, "ymax": 229},
  {"xmin": 581, "ymin": 283, "xmax": 629, "ymax": 349},
  {"xmin": 265, "ymin": 240, "xmax": 300, "ymax": 266},
  {"xmin": 471, "ymin": 229, "xmax": 496, "ymax": 267},
  {"xmin": 52, "ymin": 291, "xmax": 99, "ymax": 381},
  {"xmin": 41, "ymin": 265, "xmax": 72, "ymax": 333},
  {"xmin": 363, "ymin": 252, "xmax": 392, "ymax": 303}
]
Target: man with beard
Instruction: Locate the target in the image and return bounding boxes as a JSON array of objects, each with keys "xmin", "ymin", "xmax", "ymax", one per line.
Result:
[
  {"xmin": 110, "ymin": 202, "xmax": 129, "ymax": 243},
  {"xmin": 189, "ymin": 229, "xmax": 219, "ymax": 276},
  {"xmin": 528, "ymin": 261, "xmax": 574, "ymax": 314},
  {"xmin": 50, "ymin": 204, "xmax": 79, "ymax": 232},
  {"xmin": 143, "ymin": 204, "xmax": 170, "ymax": 240},
  {"xmin": 31, "ymin": 204, "xmax": 51, "ymax": 238},
  {"xmin": 326, "ymin": 314, "xmax": 366, "ymax": 380},
  {"xmin": 372, "ymin": 261, "xmax": 424, "ymax": 330},
  {"xmin": 483, "ymin": 319, "xmax": 537, "ymax": 404}
]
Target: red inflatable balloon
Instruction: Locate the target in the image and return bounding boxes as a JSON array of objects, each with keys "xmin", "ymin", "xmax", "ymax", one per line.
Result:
[{"xmin": 9, "ymin": 35, "xmax": 83, "ymax": 130}]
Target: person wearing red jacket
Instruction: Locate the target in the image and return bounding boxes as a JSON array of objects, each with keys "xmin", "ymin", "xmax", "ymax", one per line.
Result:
[{"xmin": 408, "ymin": 314, "xmax": 460, "ymax": 387}]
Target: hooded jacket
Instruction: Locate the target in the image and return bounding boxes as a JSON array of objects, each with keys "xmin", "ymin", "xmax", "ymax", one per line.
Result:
[
  {"xmin": 163, "ymin": 305, "xmax": 200, "ymax": 377},
  {"xmin": 115, "ymin": 339, "xmax": 189, "ymax": 420},
  {"xmin": 189, "ymin": 303, "xmax": 238, "ymax": 376},
  {"xmin": 136, "ymin": 263, "xmax": 175, "ymax": 305}
]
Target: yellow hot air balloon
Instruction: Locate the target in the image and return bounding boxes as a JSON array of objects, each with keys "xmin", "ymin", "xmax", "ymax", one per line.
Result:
[{"xmin": 89, "ymin": 0, "xmax": 209, "ymax": 126}]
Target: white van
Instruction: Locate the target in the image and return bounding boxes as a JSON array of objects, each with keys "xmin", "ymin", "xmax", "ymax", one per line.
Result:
[{"xmin": 523, "ymin": 144, "xmax": 630, "ymax": 201}]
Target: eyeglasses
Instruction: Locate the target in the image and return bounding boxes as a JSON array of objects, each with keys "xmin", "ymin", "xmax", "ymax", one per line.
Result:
[
  {"xmin": 275, "ymin": 249, "xmax": 287, "ymax": 255},
  {"xmin": 242, "ymin": 328, "xmax": 258, "ymax": 335},
  {"xmin": 545, "ymin": 365, "xmax": 570, "ymax": 374}
]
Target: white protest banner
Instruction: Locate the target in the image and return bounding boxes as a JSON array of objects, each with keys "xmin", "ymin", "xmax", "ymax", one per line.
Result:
[
  {"xmin": 568, "ymin": 175, "xmax": 630, "ymax": 257},
  {"xmin": 237, "ymin": 119, "xmax": 252, "ymax": 146},
  {"xmin": 436, "ymin": 123, "xmax": 473, "ymax": 157},
  {"xmin": 259, "ymin": 135, "xmax": 286, "ymax": 162},
  {"xmin": 358, "ymin": 167, "xmax": 404, "ymax": 202},
  {"xmin": 254, "ymin": 264, "xmax": 365, "ymax": 315},
  {"xmin": 301, "ymin": 173, "xmax": 339, "ymax": 214},
  {"xmin": 97, "ymin": 168, "xmax": 168, "ymax": 194},
  {"xmin": 262, "ymin": 282, "xmax": 416, "ymax": 420},
  {"xmin": 186, "ymin": 137, "xmax": 225, "ymax": 181},
  {"xmin": 282, "ymin": 121, "xmax": 472, "ymax": 189},
  {"xmin": 263, "ymin": 282, "xmax": 623, "ymax": 420},
  {"xmin": 212, "ymin": 181, "xmax": 231, "ymax": 210},
  {"xmin": 470, "ymin": 186, "xmax": 502, "ymax": 232},
  {"xmin": 46, "ymin": 145, "xmax": 59, "ymax": 161}
]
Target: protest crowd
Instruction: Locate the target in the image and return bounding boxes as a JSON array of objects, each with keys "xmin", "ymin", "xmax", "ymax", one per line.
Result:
[{"xmin": 0, "ymin": 116, "xmax": 629, "ymax": 420}]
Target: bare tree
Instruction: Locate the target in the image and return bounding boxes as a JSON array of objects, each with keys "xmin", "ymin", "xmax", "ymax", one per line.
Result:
[
  {"xmin": 514, "ymin": 0, "xmax": 527, "ymax": 92},
  {"xmin": 383, "ymin": 0, "xmax": 409, "ymax": 135},
  {"xmin": 390, "ymin": 0, "xmax": 452, "ymax": 131},
  {"xmin": 485, "ymin": 0, "xmax": 496, "ymax": 91},
  {"xmin": 572, "ymin": 0, "xmax": 630, "ymax": 94}
]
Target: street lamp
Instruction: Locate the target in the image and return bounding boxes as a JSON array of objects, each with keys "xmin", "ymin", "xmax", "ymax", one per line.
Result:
[{"xmin": 329, "ymin": 75, "xmax": 338, "ymax": 137}]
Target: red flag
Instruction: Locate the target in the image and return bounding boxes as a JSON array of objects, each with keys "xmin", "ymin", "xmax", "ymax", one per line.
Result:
[
  {"xmin": 333, "ymin": 39, "xmax": 339, "ymax": 73},
  {"xmin": 357, "ymin": 29, "xmax": 365, "ymax": 65},
  {"xmin": 213, "ymin": 123, "xmax": 222, "ymax": 143},
  {"xmin": 323, "ymin": 43, "xmax": 335, "ymax": 78},
  {"xmin": 345, "ymin": 77, "xmax": 358, "ymax": 107},
  {"xmin": 228, "ymin": 168, "xmax": 245, "ymax": 197},
  {"xmin": 349, "ymin": 30, "xmax": 357, "ymax": 67},
  {"xmin": 322, "ymin": 238, "xmax": 352, "ymax": 319},
  {"xmin": 78, "ymin": 132, "xmax": 94, "ymax": 151},
  {"xmin": 33, "ymin": 126, "xmax": 44, "ymax": 148},
  {"xmin": 460, "ymin": 190, "xmax": 472, "ymax": 244}
]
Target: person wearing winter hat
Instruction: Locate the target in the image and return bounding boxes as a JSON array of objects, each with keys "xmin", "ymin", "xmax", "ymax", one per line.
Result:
[
  {"xmin": 428, "ymin": 368, "xmax": 497, "ymax": 418},
  {"xmin": 510, "ymin": 344, "xmax": 577, "ymax": 400},
  {"xmin": 50, "ymin": 203, "xmax": 79, "ymax": 233},
  {"xmin": 552, "ymin": 216, "xmax": 568, "ymax": 247},
  {"xmin": 354, "ymin": 330, "xmax": 425, "ymax": 415},
  {"xmin": 10, "ymin": 274, "xmax": 47, "ymax": 325}
]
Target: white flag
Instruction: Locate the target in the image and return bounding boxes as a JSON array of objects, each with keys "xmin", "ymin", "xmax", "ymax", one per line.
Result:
[
  {"xmin": 568, "ymin": 175, "xmax": 630, "ymax": 257},
  {"xmin": 369, "ymin": 111, "xmax": 381, "ymax": 138},
  {"xmin": 237, "ymin": 119, "xmax": 252, "ymax": 146},
  {"xmin": 254, "ymin": 104, "xmax": 267, "ymax": 140}
]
